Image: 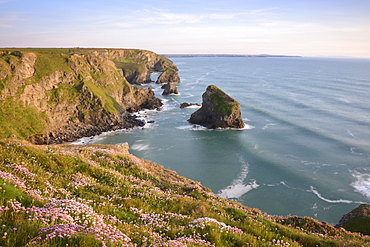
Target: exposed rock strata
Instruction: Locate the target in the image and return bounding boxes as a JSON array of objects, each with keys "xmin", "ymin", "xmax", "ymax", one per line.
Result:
[
  {"xmin": 188, "ymin": 85, "xmax": 244, "ymax": 129},
  {"xmin": 161, "ymin": 82, "xmax": 179, "ymax": 95},
  {"xmin": 90, "ymin": 49, "xmax": 179, "ymax": 85},
  {"xmin": 0, "ymin": 49, "xmax": 166, "ymax": 144}
]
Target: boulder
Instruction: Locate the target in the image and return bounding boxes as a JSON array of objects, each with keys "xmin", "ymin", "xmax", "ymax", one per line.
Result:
[
  {"xmin": 180, "ymin": 102, "xmax": 201, "ymax": 108},
  {"xmin": 156, "ymin": 67, "xmax": 180, "ymax": 84},
  {"xmin": 336, "ymin": 204, "xmax": 370, "ymax": 235},
  {"xmin": 161, "ymin": 82, "xmax": 179, "ymax": 95},
  {"xmin": 188, "ymin": 85, "xmax": 244, "ymax": 129}
]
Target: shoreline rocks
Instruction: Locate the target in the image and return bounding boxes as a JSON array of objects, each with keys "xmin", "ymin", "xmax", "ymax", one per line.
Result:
[
  {"xmin": 180, "ymin": 102, "xmax": 201, "ymax": 108},
  {"xmin": 188, "ymin": 85, "xmax": 244, "ymax": 129}
]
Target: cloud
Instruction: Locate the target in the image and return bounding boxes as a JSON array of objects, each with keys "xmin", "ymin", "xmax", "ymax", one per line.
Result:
[
  {"xmin": 0, "ymin": 15, "xmax": 21, "ymax": 28},
  {"xmin": 138, "ymin": 9, "xmax": 204, "ymax": 25}
]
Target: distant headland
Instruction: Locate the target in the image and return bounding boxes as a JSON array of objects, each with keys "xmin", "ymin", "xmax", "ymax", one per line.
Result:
[{"xmin": 162, "ymin": 54, "xmax": 301, "ymax": 58}]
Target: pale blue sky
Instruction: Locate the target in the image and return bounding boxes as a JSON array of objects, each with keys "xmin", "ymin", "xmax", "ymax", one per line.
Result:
[{"xmin": 1, "ymin": 0, "xmax": 370, "ymax": 57}]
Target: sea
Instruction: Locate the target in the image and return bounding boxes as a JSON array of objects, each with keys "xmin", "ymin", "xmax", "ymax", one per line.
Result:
[{"xmin": 79, "ymin": 56, "xmax": 370, "ymax": 225}]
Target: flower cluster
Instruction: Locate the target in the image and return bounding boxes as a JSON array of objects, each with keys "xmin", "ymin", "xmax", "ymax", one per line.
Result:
[
  {"xmin": 5, "ymin": 199, "xmax": 131, "ymax": 245},
  {"xmin": 0, "ymin": 171, "xmax": 27, "ymax": 190},
  {"xmin": 68, "ymin": 172, "xmax": 97, "ymax": 188}
]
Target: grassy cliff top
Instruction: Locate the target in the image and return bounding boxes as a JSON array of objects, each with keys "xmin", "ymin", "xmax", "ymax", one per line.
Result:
[{"xmin": 0, "ymin": 139, "xmax": 368, "ymax": 246}]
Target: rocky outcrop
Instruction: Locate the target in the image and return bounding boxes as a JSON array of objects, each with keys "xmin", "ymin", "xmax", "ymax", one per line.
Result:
[
  {"xmin": 88, "ymin": 48, "xmax": 179, "ymax": 85},
  {"xmin": 161, "ymin": 82, "xmax": 179, "ymax": 95},
  {"xmin": 188, "ymin": 85, "xmax": 244, "ymax": 129},
  {"xmin": 0, "ymin": 49, "xmax": 166, "ymax": 144},
  {"xmin": 121, "ymin": 63, "xmax": 151, "ymax": 84},
  {"xmin": 156, "ymin": 67, "xmax": 181, "ymax": 84},
  {"xmin": 180, "ymin": 103, "xmax": 201, "ymax": 108},
  {"xmin": 336, "ymin": 204, "xmax": 370, "ymax": 235}
]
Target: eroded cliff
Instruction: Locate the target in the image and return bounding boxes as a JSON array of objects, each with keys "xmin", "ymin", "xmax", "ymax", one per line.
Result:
[{"xmin": 0, "ymin": 48, "xmax": 172, "ymax": 144}]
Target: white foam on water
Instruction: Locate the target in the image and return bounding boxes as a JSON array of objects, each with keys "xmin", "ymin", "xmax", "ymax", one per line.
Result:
[
  {"xmin": 350, "ymin": 171, "xmax": 370, "ymax": 199},
  {"xmin": 262, "ymin": 123, "xmax": 275, "ymax": 130},
  {"xmin": 183, "ymin": 105, "xmax": 201, "ymax": 109},
  {"xmin": 346, "ymin": 129, "xmax": 355, "ymax": 138},
  {"xmin": 70, "ymin": 129, "xmax": 126, "ymax": 145},
  {"xmin": 309, "ymin": 186, "xmax": 367, "ymax": 204},
  {"xmin": 243, "ymin": 124, "xmax": 255, "ymax": 130},
  {"xmin": 176, "ymin": 124, "xmax": 208, "ymax": 131},
  {"xmin": 217, "ymin": 156, "xmax": 259, "ymax": 199},
  {"xmin": 131, "ymin": 141, "xmax": 150, "ymax": 151}
]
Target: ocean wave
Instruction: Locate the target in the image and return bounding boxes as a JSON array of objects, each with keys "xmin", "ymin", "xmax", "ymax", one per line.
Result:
[
  {"xmin": 131, "ymin": 143, "xmax": 150, "ymax": 151},
  {"xmin": 309, "ymin": 186, "xmax": 367, "ymax": 204},
  {"xmin": 262, "ymin": 123, "xmax": 275, "ymax": 130},
  {"xmin": 217, "ymin": 156, "xmax": 259, "ymax": 199},
  {"xmin": 243, "ymin": 124, "xmax": 255, "ymax": 130},
  {"xmin": 350, "ymin": 171, "xmax": 370, "ymax": 198},
  {"xmin": 176, "ymin": 125, "xmax": 208, "ymax": 130},
  {"xmin": 70, "ymin": 129, "xmax": 126, "ymax": 145},
  {"xmin": 218, "ymin": 180, "xmax": 259, "ymax": 199}
]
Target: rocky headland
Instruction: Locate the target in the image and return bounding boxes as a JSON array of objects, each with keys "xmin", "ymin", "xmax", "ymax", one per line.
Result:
[
  {"xmin": 0, "ymin": 48, "xmax": 179, "ymax": 144},
  {"xmin": 336, "ymin": 204, "xmax": 370, "ymax": 235},
  {"xmin": 188, "ymin": 85, "xmax": 245, "ymax": 129}
]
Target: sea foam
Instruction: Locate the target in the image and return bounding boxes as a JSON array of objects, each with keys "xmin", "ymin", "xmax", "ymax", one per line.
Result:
[
  {"xmin": 309, "ymin": 186, "xmax": 367, "ymax": 204},
  {"xmin": 350, "ymin": 171, "xmax": 370, "ymax": 198},
  {"xmin": 217, "ymin": 156, "xmax": 259, "ymax": 199}
]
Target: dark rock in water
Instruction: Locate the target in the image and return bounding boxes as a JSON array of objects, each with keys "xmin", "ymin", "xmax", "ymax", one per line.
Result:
[
  {"xmin": 336, "ymin": 204, "xmax": 370, "ymax": 235},
  {"xmin": 156, "ymin": 67, "xmax": 180, "ymax": 84},
  {"xmin": 180, "ymin": 102, "xmax": 201, "ymax": 108},
  {"xmin": 188, "ymin": 85, "xmax": 244, "ymax": 129},
  {"xmin": 161, "ymin": 82, "xmax": 179, "ymax": 95}
]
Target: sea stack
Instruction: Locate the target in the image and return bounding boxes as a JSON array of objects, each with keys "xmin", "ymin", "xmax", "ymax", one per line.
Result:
[
  {"xmin": 161, "ymin": 82, "xmax": 179, "ymax": 95},
  {"xmin": 188, "ymin": 85, "xmax": 244, "ymax": 129}
]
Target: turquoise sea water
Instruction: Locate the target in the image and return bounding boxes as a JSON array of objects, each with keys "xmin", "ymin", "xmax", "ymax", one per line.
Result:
[{"xmin": 86, "ymin": 57, "xmax": 370, "ymax": 225}]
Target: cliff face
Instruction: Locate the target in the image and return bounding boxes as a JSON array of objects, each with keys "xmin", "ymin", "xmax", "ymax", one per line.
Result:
[
  {"xmin": 0, "ymin": 48, "xmax": 166, "ymax": 144},
  {"xmin": 336, "ymin": 204, "xmax": 370, "ymax": 235},
  {"xmin": 189, "ymin": 85, "xmax": 245, "ymax": 129},
  {"xmin": 156, "ymin": 67, "xmax": 181, "ymax": 84},
  {"xmin": 91, "ymin": 49, "xmax": 179, "ymax": 84}
]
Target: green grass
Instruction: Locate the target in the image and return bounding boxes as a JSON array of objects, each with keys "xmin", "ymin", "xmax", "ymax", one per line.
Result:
[
  {"xmin": 33, "ymin": 52, "xmax": 72, "ymax": 80},
  {"xmin": 0, "ymin": 98, "xmax": 47, "ymax": 140}
]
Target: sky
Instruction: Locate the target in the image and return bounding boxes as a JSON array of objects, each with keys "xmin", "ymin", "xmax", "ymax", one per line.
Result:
[{"xmin": 1, "ymin": 0, "xmax": 370, "ymax": 57}]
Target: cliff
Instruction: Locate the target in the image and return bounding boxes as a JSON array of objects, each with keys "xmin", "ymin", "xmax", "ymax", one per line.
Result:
[
  {"xmin": 0, "ymin": 139, "xmax": 368, "ymax": 247},
  {"xmin": 336, "ymin": 204, "xmax": 370, "ymax": 235},
  {"xmin": 0, "ymin": 48, "xmax": 173, "ymax": 144},
  {"xmin": 189, "ymin": 85, "xmax": 245, "ymax": 129},
  {"xmin": 156, "ymin": 67, "xmax": 181, "ymax": 84}
]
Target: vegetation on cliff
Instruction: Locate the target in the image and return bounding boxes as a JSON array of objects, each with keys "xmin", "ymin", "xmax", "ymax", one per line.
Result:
[
  {"xmin": 0, "ymin": 139, "xmax": 368, "ymax": 247},
  {"xmin": 0, "ymin": 48, "xmax": 170, "ymax": 144}
]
